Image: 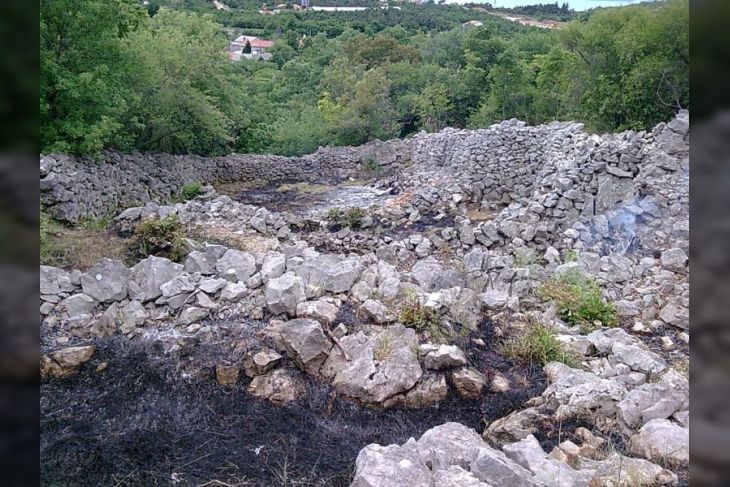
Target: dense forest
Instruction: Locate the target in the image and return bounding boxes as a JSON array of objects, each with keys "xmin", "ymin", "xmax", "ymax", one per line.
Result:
[{"xmin": 40, "ymin": 0, "xmax": 688, "ymax": 156}]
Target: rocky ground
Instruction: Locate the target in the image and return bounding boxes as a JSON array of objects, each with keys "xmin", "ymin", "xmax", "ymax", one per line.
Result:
[{"xmin": 40, "ymin": 112, "xmax": 689, "ymax": 486}]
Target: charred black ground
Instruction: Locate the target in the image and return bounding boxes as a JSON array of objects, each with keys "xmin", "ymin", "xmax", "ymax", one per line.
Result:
[{"xmin": 41, "ymin": 326, "xmax": 546, "ymax": 487}]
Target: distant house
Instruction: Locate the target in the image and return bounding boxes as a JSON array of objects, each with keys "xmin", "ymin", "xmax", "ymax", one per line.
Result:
[
  {"xmin": 462, "ymin": 20, "xmax": 484, "ymax": 27},
  {"xmin": 229, "ymin": 35, "xmax": 274, "ymax": 61}
]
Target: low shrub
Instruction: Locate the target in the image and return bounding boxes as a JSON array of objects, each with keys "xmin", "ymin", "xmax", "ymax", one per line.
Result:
[
  {"xmin": 327, "ymin": 206, "xmax": 366, "ymax": 229},
  {"xmin": 129, "ymin": 215, "xmax": 188, "ymax": 262},
  {"xmin": 500, "ymin": 323, "xmax": 576, "ymax": 367},
  {"xmin": 179, "ymin": 182, "xmax": 203, "ymax": 201},
  {"xmin": 539, "ymin": 271, "xmax": 618, "ymax": 333}
]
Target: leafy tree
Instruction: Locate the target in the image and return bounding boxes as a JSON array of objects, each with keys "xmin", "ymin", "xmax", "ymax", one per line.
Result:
[
  {"xmin": 414, "ymin": 84, "xmax": 453, "ymax": 132},
  {"xmin": 40, "ymin": 0, "xmax": 147, "ymax": 154}
]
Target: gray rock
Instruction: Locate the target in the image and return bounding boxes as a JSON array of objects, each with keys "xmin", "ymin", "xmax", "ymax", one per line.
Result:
[
  {"xmin": 269, "ymin": 318, "xmax": 332, "ymax": 375},
  {"xmin": 220, "ymin": 281, "xmax": 248, "ymax": 301},
  {"xmin": 628, "ymin": 418, "xmax": 689, "ymax": 464},
  {"xmin": 322, "ymin": 324, "xmax": 422, "ymax": 404},
  {"xmin": 247, "ymin": 368, "xmax": 306, "ymax": 404},
  {"xmin": 215, "ymin": 249, "xmax": 256, "ymax": 282},
  {"xmin": 184, "ymin": 250, "xmax": 217, "ymax": 275},
  {"xmin": 502, "ymin": 435, "xmax": 595, "ymax": 486},
  {"xmin": 131, "ymin": 256, "xmax": 184, "ymax": 302},
  {"xmin": 582, "ymin": 452, "xmax": 678, "ymax": 486},
  {"xmin": 80, "ymin": 258, "xmax": 130, "ymax": 302},
  {"xmin": 416, "ymin": 422, "xmax": 484, "ymax": 471},
  {"xmin": 178, "ymin": 306, "xmax": 209, "ymax": 326},
  {"xmin": 423, "ymin": 344, "xmax": 467, "ymax": 370},
  {"xmin": 471, "ymin": 446, "xmax": 538, "ymax": 487},
  {"xmin": 40, "ymin": 266, "xmax": 75, "ymax": 295},
  {"xmin": 617, "ymin": 370, "xmax": 688, "ymax": 429},
  {"xmin": 433, "ymin": 466, "xmax": 493, "ymax": 487},
  {"xmin": 296, "ymin": 299, "xmax": 338, "ymax": 324},
  {"xmin": 261, "ymin": 252, "xmax": 286, "ymax": 283},
  {"xmin": 481, "ymin": 289, "xmax": 509, "ymax": 310},
  {"xmin": 611, "ymin": 342, "xmax": 667, "ymax": 375},
  {"xmin": 266, "ymin": 273, "xmax": 306, "ymax": 316},
  {"xmin": 160, "ymin": 274, "xmax": 195, "ymax": 297},
  {"xmin": 399, "ymin": 372, "xmax": 448, "ymax": 408},
  {"xmin": 351, "ymin": 281, "xmax": 373, "ymax": 302},
  {"xmin": 484, "ymin": 407, "xmax": 546, "ymax": 445},
  {"xmin": 451, "ymin": 367, "xmax": 486, "ymax": 399},
  {"xmin": 351, "ymin": 438, "xmax": 431, "ymax": 487},
  {"xmin": 411, "ymin": 258, "xmax": 463, "ymax": 292},
  {"xmin": 356, "ymin": 299, "xmax": 394, "ymax": 324},
  {"xmin": 660, "ymin": 248, "xmax": 688, "ymax": 273},
  {"xmin": 323, "ymin": 259, "xmax": 363, "ymax": 293},
  {"xmin": 62, "ymin": 293, "xmax": 97, "ymax": 321},
  {"xmin": 243, "ymin": 348, "xmax": 282, "ymax": 377},
  {"xmin": 198, "ymin": 277, "xmax": 228, "ymax": 294}
]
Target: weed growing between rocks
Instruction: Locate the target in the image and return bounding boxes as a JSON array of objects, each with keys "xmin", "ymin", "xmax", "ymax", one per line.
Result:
[
  {"xmin": 178, "ymin": 182, "xmax": 204, "ymax": 201},
  {"xmin": 397, "ymin": 292, "xmax": 444, "ymax": 340},
  {"xmin": 539, "ymin": 271, "xmax": 618, "ymax": 333},
  {"xmin": 499, "ymin": 322, "xmax": 577, "ymax": 367},
  {"xmin": 129, "ymin": 215, "xmax": 189, "ymax": 262},
  {"xmin": 327, "ymin": 207, "xmax": 366, "ymax": 230}
]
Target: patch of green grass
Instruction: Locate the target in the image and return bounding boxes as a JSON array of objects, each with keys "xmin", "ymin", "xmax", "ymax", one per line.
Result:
[
  {"xmin": 513, "ymin": 248, "xmax": 537, "ymax": 267},
  {"xmin": 564, "ymin": 249, "xmax": 579, "ymax": 263},
  {"xmin": 396, "ymin": 291, "xmax": 450, "ymax": 342},
  {"xmin": 500, "ymin": 323, "xmax": 576, "ymax": 367},
  {"xmin": 129, "ymin": 215, "xmax": 189, "ymax": 262},
  {"xmin": 539, "ymin": 270, "xmax": 618, "ymax": 333},
  {"xmin": 327, "ymin": 206, "xmax": 366, "ymax": 229},
  {"xmin": 179, "ymin": 182, "xmax": 204, "ymax": 201},
  {"xmin": 363, "ymin": 157, "xmax": 382, "ymax": 174}
]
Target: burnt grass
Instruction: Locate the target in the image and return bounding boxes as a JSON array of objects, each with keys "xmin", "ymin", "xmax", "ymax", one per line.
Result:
[{"xmin": 41, "ymin": 320, "xmax": 546, "ymax": 487}]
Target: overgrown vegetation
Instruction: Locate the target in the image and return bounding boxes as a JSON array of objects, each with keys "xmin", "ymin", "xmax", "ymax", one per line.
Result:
[
  {"xmin": 129, "ymin": 215, "xmax": 189, "ymax": 262},
  {"xmin": 179, "ymin": 182, "xmax": 204, "ymax": 201},
  {"xmin": 396, "ymin": 291, "xmax": 449, "ymax": 342},
  {"xmin": 41, "ymin": 211, "xmax": 128, "ymax": 270},
  {"xmin": 327, "ymin": 207, "xmax": 367, "ymax": 229},
  {"xmin": 500, "ymin": 322, "xmax": 576, "ymax": 367},
  {"xmin": 539, "ymin": 270, "xmax": 618, "ymax": 333},
  {"xmin": 41, "ymin": 0, "xmax": 688, "ymax": 157}
]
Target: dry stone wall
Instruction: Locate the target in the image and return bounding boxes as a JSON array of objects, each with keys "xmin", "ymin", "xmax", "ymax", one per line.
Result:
[{"xmin": 40, "ymin": 112, "xmax": 688, "ymax": 225}]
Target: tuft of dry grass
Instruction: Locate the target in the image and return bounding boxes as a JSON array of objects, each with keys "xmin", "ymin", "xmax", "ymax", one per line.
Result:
[
  {"xmin": 499, "ymin": 322, "xmax": 577, "ymax": 367},
  {"xmin": 41, "ymin": 212, "xmax": 129, "ymax": 270}
]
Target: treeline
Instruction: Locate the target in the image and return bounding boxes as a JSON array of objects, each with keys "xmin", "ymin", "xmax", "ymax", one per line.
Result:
[{"xmin": 41, "ymin": 0, "xmax": 688, "ymax": 157}]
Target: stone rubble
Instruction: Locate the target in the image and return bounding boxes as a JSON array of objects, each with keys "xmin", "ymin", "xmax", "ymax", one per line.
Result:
[{"xmin": 40, "ymin": 111, "xmax": 690, "ymax": 483}]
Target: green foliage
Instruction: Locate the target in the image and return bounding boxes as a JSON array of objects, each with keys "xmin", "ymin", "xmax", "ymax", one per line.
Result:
[
  {"xmin": 179, "ymin": 182, "xmax": 204, "ymax": 201},
  {"xmin": 500, "ymin": 322, "xmax": 576, "ymax": 367},
  {"xmin": 540, "ymin": 271, "xmax": 618, "ymax": 333},
  {"xmin": 398, "ymin": 292, "xmax": 441, "ymax": 332},
  {"xmin": 327, "ymin": 207, "xmax": 366, "ymax": 229},
  {"xmin": 129, "ymin": 215, "xmax": 189, "ymax": 262},
  {"xmin": 41, "ymin": 0, "xmax": 688, "ymax": 156}
]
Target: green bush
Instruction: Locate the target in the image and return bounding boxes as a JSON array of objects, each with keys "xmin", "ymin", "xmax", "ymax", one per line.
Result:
[
  {"xmin": 327, "ymin": 206, "xmax": 367, "ymax": 229},
  {"xmin": 540, "ymin": 271, "xmax": 618, "ymax": 333},
  {"xmin": 398, "ymin": 292, "xmax": 444, "ymax": 342},
  {"xmin": 500, "ymin": 323, "xmax": 576, "ymax": 367},
  {"xmin": 179, "ymin": 182, "xmax": 203, "ymax": 201},
  {"xmin": 129, "ymin": 215, "xmax": 188, "ymax": 262}
]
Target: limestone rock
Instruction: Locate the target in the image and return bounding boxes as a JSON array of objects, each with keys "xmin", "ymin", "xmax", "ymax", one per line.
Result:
[
  {"xmin": 41, "ymin": 345, "xmax": 96, "ymax": 378},
  {"xmin": 423, "ymin": 344, "xmax": 468, "ymax": 370},
  {"xmin": 356, "ymin": 299, "xmax": 394, "ymax": 324},
  {"xmin": 628, "ymin": 419, "xmax": 689, "ymax": 464},
  {"xmin": 269, "ymin": 318, "xmax": 332, "ymax": 375},
  {"xmin": 416, "ymin": 422, "xmax": 485, "ymax": 471},
  {"xmin": 247, "ymin": 368, "xmax": 306, "ymax": 404},
  {"xmin": 502, "ymin": 435, "xmax": 595, "ymax": 486},
  {"xmin": 62, "ymin": 293, "xmax": 97, "ymax": 321},
  {"xmin": 296, "ymin": 299, "xmax": 339, "ymax": 324},
  {"xmin": 266, "ymin": 273, "xmax": 306, "ymax": 316},
  {"xmin": 131, "ymin": 256, "xmax": 184, "ymax": 302},
  {"xmin": 243, "ymin": 348, "xmax": 282, "ymax": 377},
  {"xmin": 80, "ymin": 258, "xmax": 130, "ymax": 302},
  {"xmin": 40, "ymin": 266, "xmax": 75, "ymax": 295},
  {"xmin": 215, "ymin": 364, "xmax": 240, "ymax": 385},
  {"xmin": 351, "ymin": 438, "xmax": 431, "ymax": 487},
  {"xmin": 451, "ymin": 367, "xmax": 486, "ymax": 399},
  {"xmin": 216, "ymin": 249, "xmax": 256, "ymax": 282}
]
